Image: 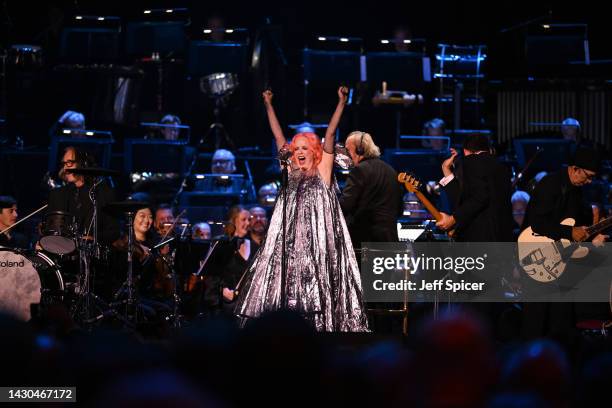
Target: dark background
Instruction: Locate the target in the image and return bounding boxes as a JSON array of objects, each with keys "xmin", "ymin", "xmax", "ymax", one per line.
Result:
[{"xmin": 1, "ymin": 0, "xmax": 609, "ymax": 147}]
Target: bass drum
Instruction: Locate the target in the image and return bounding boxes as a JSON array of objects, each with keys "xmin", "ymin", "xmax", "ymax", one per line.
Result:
[{"xmin": 0, "ymin": 248, "xmax": 64, "ymax": 321}]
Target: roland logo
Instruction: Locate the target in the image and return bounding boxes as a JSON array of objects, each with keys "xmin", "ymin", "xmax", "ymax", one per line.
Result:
[{"xmin": 0, "ymin": 260, "xmax": 26, "ymax": 268}]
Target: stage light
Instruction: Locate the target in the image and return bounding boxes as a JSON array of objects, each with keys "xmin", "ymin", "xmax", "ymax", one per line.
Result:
[
  {"xmin": 166, "ymin": 9, "xmax": 173, "ymax": 13},
  {"xmin": 542, "ymin": 24, "xmax": 550, "ymax": 29},
  {"xmin": 144, "ymin": 10, "xmax": 151, "ymax": 14},
  {"xmin": 97, "ymin": 17, "xmax": 105, "ymax": 21},
  {"xmin": 203, "ymin": 29, "xmax": 212, "ymax": 33},
  {"xmin": 403, "ymin": 39, "xmax": 411, "ymax": 44},
  {"xmin": 225, "ymin": 29, "xmax": 234, "ymax": 33},
  {"xmin": 62, "ymin": 129, "xmax": 71, "ymax": 134},
  {"xmin": 75, "ymin": 16, "xmax": 83, "ymax": 20},
  {"xmin": 381, "ymin": 39, "xmax": 390, "ymax": 44},
  {"xmin": 86, "ymin": 131, "xmax": 94, "ymax": 136},
  {"xmin": 315, "ymin": 35, "xmax": 362, "ymax": 44}
]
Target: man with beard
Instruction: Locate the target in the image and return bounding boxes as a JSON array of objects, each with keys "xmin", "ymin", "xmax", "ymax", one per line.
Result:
[
  {"xmin": 248, "ymin": 206, "xmax": 268, "ymax": 246},
  {"xmin": 47, "ymin": 146, "xmax": 119, "ymax": 245}
]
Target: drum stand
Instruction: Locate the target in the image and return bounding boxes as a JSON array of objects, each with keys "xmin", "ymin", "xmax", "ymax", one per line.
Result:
[
  {"xmin": 73, "ymin": 179, "xmax": 131, "ymax": 328},
  {"xmin": 108, "ymin": 211, "xmax": 142, "ymax": 325}
]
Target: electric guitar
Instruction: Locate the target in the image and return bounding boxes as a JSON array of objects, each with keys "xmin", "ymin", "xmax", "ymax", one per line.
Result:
[
  {"xmin": 518, "ymin": 217, "xmax": 612, "ymax": 283},
  {"xmin": 397, "ymin": 172, "xmax": 455, "ymax": 238}
]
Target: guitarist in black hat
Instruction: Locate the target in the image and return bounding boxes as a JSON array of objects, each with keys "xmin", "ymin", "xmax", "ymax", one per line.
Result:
[{"xmin": 521, "ymin": 146, "xmax": 608, "ymax": 343}]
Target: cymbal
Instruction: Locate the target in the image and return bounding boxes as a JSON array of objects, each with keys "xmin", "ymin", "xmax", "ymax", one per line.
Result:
[
  {"xmin": 103, "ymin": 201, "xmax": 149, "ymax": 216},
  {"xmin": 66, "ymin": 167, "xmax": 120, "ymax": 177}
]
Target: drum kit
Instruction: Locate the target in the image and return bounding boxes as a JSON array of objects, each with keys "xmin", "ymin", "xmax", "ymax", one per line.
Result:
[{"xmin": 0, "ymin": 167, "xmax": 206, "ymax": 330}]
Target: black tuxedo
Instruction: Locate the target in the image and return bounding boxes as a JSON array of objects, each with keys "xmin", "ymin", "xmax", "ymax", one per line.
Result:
[
  {"xmin": 443, "ymin": 152, "xmax": 513, "ymax": 242},
  {"xmin": 340, "ymin": 157, "xmax": 403, "ymax": 247}
]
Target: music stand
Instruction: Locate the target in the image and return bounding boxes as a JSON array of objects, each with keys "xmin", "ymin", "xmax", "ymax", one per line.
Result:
[
  {"xmin": 123, "ymin": 138, "xmax": 191, "ymax": 175},
  {"xmin": 60, "ymin": 27, "xmax": 120, "ymax": 64},
  {"xmin": 140, "ymin": 122, "xmax": 191, "ymax": 143},
  {"xmin": 383, "ymin": 149, "xmax": 447, "ymax": 182},
  {"xmin": 187, "ymin": 41, "xmax": 248, "ymax": 76},
  {"xmin": 126, "ymin": 21, "xmax": 187, "ymax": 56},
  {"xmin": 399, "ymin": 135, "xmax": 451, "ymax": 152},
  {"xmin": 365, "ymin": 51, "xmax": 427, "ymax": 92},
  {"xmin": 513, "ymin": 138, "xmax": 574, "ymax": 174}
]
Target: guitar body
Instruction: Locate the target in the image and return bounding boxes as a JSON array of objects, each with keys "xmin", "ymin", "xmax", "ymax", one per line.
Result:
[{"xmin": 517, "ymin": 218, "xmax": 589, "ymax": 283}]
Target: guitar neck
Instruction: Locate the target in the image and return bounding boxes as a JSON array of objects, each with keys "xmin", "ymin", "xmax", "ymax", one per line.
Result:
[
  {"xmin": 586, "ymin": 217, "xmax": 612, "ymax": 237},
  {"xmin": 414, "ymin": 190, "xmax": 442, "ymax": 221}
]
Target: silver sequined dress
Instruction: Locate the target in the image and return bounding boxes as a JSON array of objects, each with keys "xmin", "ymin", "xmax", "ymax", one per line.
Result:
[{"xmin": 234, "ymin": 169, "xmax": 369, "ymax": 332}]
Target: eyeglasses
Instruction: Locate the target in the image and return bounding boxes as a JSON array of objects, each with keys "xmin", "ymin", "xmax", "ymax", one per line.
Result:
[{"xmin": 60, "ymin": 159, "xmax": 77, "ymax": 167}]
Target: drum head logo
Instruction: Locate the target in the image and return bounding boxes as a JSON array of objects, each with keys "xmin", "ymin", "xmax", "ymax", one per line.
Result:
[{"xmin": 0, "ymin": 259, "xmax": 26, "ymax": 268}]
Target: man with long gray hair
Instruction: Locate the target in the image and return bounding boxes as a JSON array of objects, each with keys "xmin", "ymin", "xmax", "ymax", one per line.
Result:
[{"xmin": 340, "ymin": 131, "xmax": 403, "ymax": 248}]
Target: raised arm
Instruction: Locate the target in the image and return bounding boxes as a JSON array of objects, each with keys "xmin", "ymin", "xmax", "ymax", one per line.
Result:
[
  {"xmin": 262, "ymin": 90, "xmax": 286, "ymax": 151},
  {"xmin": 319, "ymin": 86, "xmax": 348, "ymax": 185},
  {"xmin": 323, "ymin": 86, "xmax": 348, "ymax": 154}
]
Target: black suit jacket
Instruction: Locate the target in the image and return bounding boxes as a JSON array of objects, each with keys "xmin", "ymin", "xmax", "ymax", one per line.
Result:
[
  {"xmin": 443, "ymin": 152, "xmax": 514, "ymax": 242},
  {"xmin": 523, "ymin": 169, "xmax": 592, "ymax": 241},
  {"xmin": 340, "ymin": 157, "xmax": 403, "ymax": 246}
]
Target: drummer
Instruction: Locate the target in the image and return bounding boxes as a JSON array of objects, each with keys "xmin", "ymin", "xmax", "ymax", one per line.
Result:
[
  {"xmin": 0, "ymin": 196, "xmax": 29, "ymax": 249},
  {"xmin": 47, "ymin": 146, "xmax": 119, "ymax": 245}
]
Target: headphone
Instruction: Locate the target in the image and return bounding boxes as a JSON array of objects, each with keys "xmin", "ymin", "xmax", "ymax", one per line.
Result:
[{"xmin": 356, "ymin": 132, "xmax": 366, "ymax": 156}]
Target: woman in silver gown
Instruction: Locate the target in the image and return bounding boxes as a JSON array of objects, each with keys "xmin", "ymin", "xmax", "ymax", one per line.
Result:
[{"xmin": 234, "ymin": 87, "xmax": 369, "ymax": 332}]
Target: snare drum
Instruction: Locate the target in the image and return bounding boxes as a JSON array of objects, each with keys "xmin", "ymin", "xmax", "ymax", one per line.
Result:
[
  {"xmin": 40, "ymin": 211, "xmax": 76, "ymax": 255},
  {"xmin": 199, "ymin": 72, "xmax": 239, "ymax": 97},
  {"xmin": 0, "ymin": 248, "xmax": 64, "ymax": 321}
]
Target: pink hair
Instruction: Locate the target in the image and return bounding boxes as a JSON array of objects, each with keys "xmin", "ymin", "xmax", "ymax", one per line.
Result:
[{"xmin": 289, "ymin": 132, "xmax": 323, "ymax": 168}]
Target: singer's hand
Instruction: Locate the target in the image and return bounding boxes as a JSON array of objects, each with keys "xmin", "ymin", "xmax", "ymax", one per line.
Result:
[
  {"xmin": 263, "ymin": 90, "xmax": 273, "ymax": 106},
  {"xmin": 338, "ymin": 86, "xmax": 349, "ymax": 104}
]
